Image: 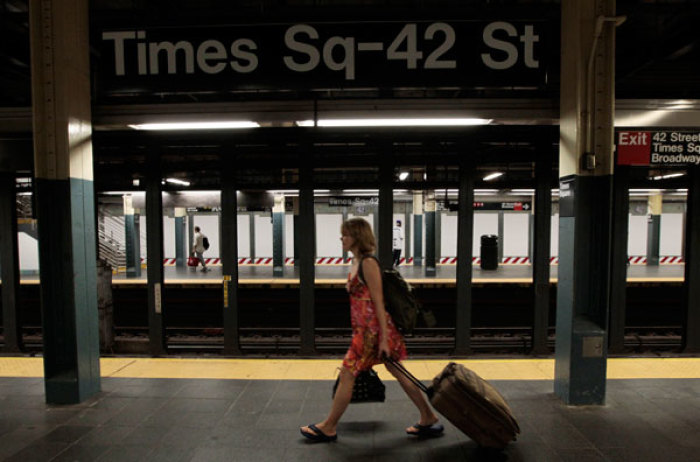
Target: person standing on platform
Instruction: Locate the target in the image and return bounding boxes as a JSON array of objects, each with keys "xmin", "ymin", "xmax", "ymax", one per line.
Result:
[
  {"xmin": 392, "ymin": 219, "xmax": 404, "ymax": 267},
  {"xmin": 300, "ymin": 217, "xmax": 443, "ymax": 443},
  {"xmin": 192, "ymin": 226, "xmax": 209, "ymax": 272}
]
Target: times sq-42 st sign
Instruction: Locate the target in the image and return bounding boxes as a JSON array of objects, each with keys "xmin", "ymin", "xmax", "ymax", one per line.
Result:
[{"xmin": 98, "ymin": 20, "xmax": 549, "ymax": 92}]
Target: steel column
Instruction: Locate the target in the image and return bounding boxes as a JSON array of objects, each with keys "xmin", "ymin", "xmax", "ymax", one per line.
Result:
[
  {"xmin": 609, "ymin": 166, "xmax": 630, "ymax": 353},
  {"xmin": 532, "ymin": 148, "xmax": 553, "ymax": 355},
  {"xmin": 299, "ymin": 166, "xmax": 315, "ymax": 354},
  {"xmin": 0, "ymin": 172, "xmax": 22, "ymax": 352},
  {"xmin": 221, "ymin": 155, "xmax": 241, "ymax": 355},
  {"xmin": 683, "ymin": 166, "xmax": 700, "ymax": 352},
  {"xmin": 455, "ymin": 160, "xmax": 474, "ymax": 355},
  {"xmin": 146, "ymin": 152, "xmax": 166, "ymax": 355},
  {"xmin": 378, "ymin": 151, "xmax": 393, "ymax": 268}
]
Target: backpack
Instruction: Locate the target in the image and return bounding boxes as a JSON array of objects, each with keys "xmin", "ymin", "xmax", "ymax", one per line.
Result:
[
  {"xmin": 359, "ymin": 257, "xmax": 435, "ymax": 334},
  {"xmin": 202, "ymin": 236, "xmax": 210, "ymax": 250}
]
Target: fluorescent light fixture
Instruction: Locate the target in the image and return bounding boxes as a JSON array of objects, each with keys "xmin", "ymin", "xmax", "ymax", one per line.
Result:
[
  {"xmin": 296, "ymin": 118, "xmax": 492, "ymax": 127},
  {"xmin": 399, "ymin": 171, "xmax": 409, "ymax": 181},
  {"xmin": 483, "ymin": 172, "xmax": 504, "ymax": 181},
  {"xmin": 165, "ymin": 178, "xmax": 191, "ymax": 186},
  {"xmin": 651, "ymin": 173, "xmax": 685, "ymax": 180},
  {"xmin": 509, "ymin": 189, "xmax": 535, "ymax": 195},
  {"xmin": 129, "ymin": 121, "xmax": 260, "ymax": 130}
]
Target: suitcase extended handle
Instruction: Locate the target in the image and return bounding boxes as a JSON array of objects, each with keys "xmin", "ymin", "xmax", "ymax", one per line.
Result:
[{"xmin": 383, "ymin": 356, "xmax": 430, "ymax": 396}]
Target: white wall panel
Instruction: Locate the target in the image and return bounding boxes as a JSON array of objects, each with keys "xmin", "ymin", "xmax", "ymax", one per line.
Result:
[
  {"xmin": 237, "ymin": 214, "xmax": 250, "ymax": 258},
  {"xmin": 317, "ymin": 214, "xmax": 343, "ymax": 256},
  {"xmin": 628, "ymin": 215, "xmax": 648, "ymax": 255},
  {"xmin": 551, "ymin": 213, "xmax": 559, "ymax": 257},
  {"xmin": 254, "ymin": 214, "xmax": 273, "ymax": 257},
  {"xmin": 193, "ymin": 215, "xmax": 220, "ymax": 258},
  {"xmin": 660, "ymin": 213, "xmax": 684, "ymax": 255},
  {"xmin": 18, "ymin": 233, "xmax": 39, "ymax": 272},
  {"xmin": 285, "ymin": 213, "xmax": 294, "ymax": 258},
  {"xmin": 473, "ymin": 213, "xmax": 498, "ymax": 256},
  {"xmin": 504, "ymin": 213, "xmax": 530, "ymax": 256},
  {"xmin": 163, "ymin": 216, "xmax": 175, "ymax": 258},
  {"xmin": 441, "ymin": 212, "xmax": 458, "ymax": 256}
]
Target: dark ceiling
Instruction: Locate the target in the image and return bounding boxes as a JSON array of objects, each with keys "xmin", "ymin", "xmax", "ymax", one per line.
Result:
[{"xmin": 1, "ymin": 1, "xmax": 699, "ymax": 108}]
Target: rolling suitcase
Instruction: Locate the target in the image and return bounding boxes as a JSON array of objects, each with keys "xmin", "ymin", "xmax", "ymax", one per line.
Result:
[{"xmin": 386, "ymin": 359, "xmax": 520, "ymax": 449}]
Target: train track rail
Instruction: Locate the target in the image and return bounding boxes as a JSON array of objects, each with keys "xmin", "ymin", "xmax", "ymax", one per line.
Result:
[{"xmin": 7, "ymin": 326, "xmax": 682, "ymax": 356}]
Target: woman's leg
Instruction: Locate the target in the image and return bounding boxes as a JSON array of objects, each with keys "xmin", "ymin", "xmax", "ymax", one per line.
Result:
[
  {"xmin": 384, "ymin": 360, "xmax": 439, "ymax": 430},
  {"xmin": 301, "ymin": 366, "xmax": 356, "ymax": 437}
]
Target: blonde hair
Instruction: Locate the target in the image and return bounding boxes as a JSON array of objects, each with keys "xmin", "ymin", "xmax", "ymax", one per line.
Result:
[{"xmin": 341, "ymin": 217, "xmax": 376, "ymax": 257}]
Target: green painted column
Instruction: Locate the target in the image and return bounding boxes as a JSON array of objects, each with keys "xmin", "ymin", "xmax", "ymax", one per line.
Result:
[
  {"xmin": 413, "ymin": 190, "xmax": 423, "ymax": 266},
  {"xmin": 646, "ymin": 193, "xmax": 662, "ymax": 266},
  {"xmin": 30, "ymin": 0, "xmax": 100, "ymax": 403},
  {"xmin": 555, "ymin": 0, "xmax": 618, "ymax": 405},
  {"xmin": 0, "ymin": 172, "xmax": 22, "ymax": 352},
  {"xmin": 272, "ymin": 195, "xmax": 285, "ymax": 277},
  {"xmin": 124, "ymin": 195, "xmax": 141, "ymax": 278},
  {"xmin": 424, "ymin": 191, "xmax": 436, "ymax": 277},
  {"xmin": 174, "ymin": 208, "xmax": 186, "ymax": 267}
]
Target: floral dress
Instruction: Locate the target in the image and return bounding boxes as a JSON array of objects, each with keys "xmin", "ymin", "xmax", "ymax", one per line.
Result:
[{"xmin": 342, "ymin": 269, "xmax": 407, "ymax": 376}]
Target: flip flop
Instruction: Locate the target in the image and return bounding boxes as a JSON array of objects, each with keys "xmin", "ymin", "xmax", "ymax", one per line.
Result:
[
  {"xmin": 406, "ymin": 422, "xmax": 445, "ymax": 437},
  {"xmin": 300, "ymin": 424, "xmax": 338, "ymax": 442}
]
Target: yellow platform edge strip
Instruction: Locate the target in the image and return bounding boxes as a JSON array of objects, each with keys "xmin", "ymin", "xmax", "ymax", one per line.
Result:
[{"xmin": 2, "ymin": 357, "xmax": 700, "ymax": 381}]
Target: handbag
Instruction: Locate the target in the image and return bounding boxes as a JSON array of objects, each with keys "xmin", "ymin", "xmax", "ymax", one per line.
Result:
[
  {"xmin": 332, "ymin": 368, "xmax": 385, "ymax": 403},
  {"xmin": 187, "ymin": 255, "xmax": 198, "ymax": 267}
]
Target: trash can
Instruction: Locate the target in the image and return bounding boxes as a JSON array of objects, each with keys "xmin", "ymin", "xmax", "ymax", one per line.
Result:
[{"xmin": 480, "ymin": 235, "xmax": 499, "ymax": 270}]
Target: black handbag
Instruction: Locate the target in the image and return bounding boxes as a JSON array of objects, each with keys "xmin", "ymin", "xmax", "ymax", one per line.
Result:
[{"xmin": 332, "ymin": 368, "xmax": 386, "ymax": 403}]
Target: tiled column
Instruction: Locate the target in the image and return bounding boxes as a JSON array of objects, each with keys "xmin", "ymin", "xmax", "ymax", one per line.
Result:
[{"xmin": 30, "ymin": 0, "xmax": 100, "ymax": 403}]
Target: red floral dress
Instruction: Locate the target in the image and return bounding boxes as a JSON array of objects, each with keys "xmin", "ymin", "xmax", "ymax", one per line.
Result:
[{"xmin": 342, "ymin": 269, "xmax": 407, "ymax": 376}]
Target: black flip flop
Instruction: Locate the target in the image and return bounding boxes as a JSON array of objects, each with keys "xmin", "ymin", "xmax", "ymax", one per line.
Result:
[
  {"xmin": 406, "ymin": 422, "xmax": 445, "ymax": 437},
  {"xmin": 300, "ymin": 424, "xmax": 338, "ymax": 442}
]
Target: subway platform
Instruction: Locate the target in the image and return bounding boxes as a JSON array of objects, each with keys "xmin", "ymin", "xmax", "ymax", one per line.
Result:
[{"xmin": 1, "ymin": 357, "xmax": 699, "ymax": 461}]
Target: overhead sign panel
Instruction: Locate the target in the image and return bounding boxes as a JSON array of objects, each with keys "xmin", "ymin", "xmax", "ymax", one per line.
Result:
[
  {"xmin": 617, "ymin": 130, "xmax": 700, "ymax": 166},
  {"xmin": 98, "ymin": 20, "xmax": 549, "ymax": 93}
]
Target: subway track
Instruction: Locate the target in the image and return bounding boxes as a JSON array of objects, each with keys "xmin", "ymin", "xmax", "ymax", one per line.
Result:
[{"xmin": 4, "ymin": 283, "xmax": 687, "ymax": 355}]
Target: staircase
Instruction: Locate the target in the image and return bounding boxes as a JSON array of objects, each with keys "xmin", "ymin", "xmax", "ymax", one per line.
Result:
[{"xmin": 98, "ymin": 212, "xmax": 126, "ymax": 270}]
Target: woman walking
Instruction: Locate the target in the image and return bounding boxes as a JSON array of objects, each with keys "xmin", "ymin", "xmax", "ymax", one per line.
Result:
[{"xmin": 300, "ymin": 217, "xmax": 443, "ymax": 442}]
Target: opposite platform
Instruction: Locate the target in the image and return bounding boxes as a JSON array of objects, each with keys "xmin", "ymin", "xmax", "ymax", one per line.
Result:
[{"xmin": 0, "ymin": 357, "xmax": 699, "ymax": 461}]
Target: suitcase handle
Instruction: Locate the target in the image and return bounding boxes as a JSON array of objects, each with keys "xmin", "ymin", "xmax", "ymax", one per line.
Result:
[{"xmin": 383, "ymin": 356, "xmax": 430, "ymax": 395}]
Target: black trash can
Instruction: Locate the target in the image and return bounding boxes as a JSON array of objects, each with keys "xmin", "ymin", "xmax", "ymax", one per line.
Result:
[{"xmin": 480, "ymin": 235, "xmax": 499, "ymax": 270}]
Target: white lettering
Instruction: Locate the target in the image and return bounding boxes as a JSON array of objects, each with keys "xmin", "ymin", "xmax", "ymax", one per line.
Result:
[
  {"xmin": 137, "ymin": 31, "xmax": 148, "ymax": 75},
  {"xmin": 283, "ymin": 25, "xmax": 320, "ymax": 72},
  {"xmin": 197, "ymin": 40, "xmax": 227, "ymax": 74},
  {"xmin": 102, "ymin": 31, "xmax": 136, "ymax": 76},
  {"xmin": 323, "ymin": 36, "xmax": 355, "ymax": 80},
  {"xmin": 619, "ymin": 132, "xmax": 648, "ymax": 146},
  {"xmin": 520, "ymin": 25, "xmax": 539, "ymax": 68},
  {"xmin": 482, "ymin": 22, "xmax": 518, "ymax": 70},
  {"xmin": 653, "ymin": 143, "xmax": 683, "ymax": 154},
  {"xmin": 230, "ymin": 39, "xmax": 258, "ymax": 73},
  {"xmin": 149, "ymin": 41, "xmax": 195, "ymax": 74}
]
